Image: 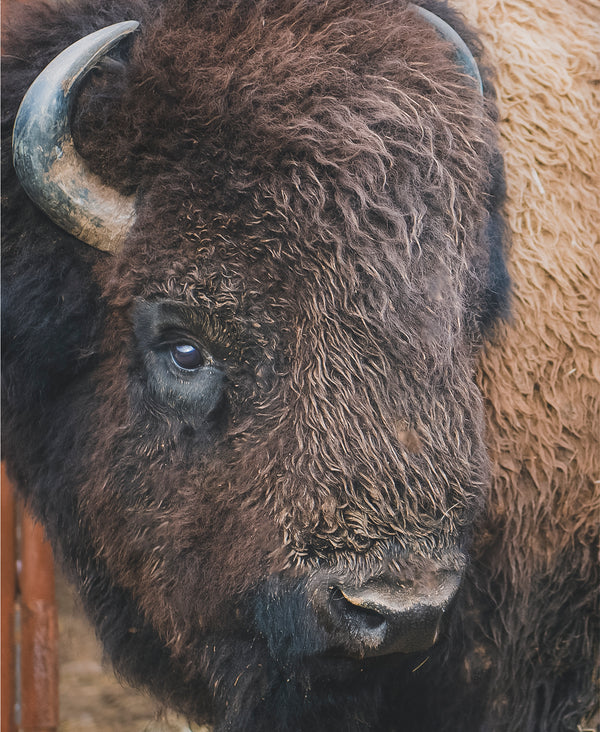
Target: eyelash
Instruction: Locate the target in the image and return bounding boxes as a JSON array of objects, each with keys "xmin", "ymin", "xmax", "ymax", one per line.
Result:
[{"xmin": 156, "ymin": 326, "xmax": 236, "ymax": 366}]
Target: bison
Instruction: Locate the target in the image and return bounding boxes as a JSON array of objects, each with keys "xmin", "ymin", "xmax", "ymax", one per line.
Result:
[{"xmin": 2, "ymin": 0, "xmax": 598, "ymax": 729}]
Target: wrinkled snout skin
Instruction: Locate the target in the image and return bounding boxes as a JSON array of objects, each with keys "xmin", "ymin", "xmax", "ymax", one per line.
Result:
[{"xmin": 1, "ymin": 0, "xmax": 516, "ymax": 730}]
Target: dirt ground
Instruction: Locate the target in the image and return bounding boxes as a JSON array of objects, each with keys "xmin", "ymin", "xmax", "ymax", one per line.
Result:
[{"xmin": 56, "ymin": 569, "xmax": 210, "ymax": 732}]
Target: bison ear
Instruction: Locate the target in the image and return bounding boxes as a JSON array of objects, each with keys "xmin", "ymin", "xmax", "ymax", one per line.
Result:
[
  {"xmin": 2, "ymin": 23, "xmax": 137, "ymax": 420},
  {"xmin": 478, "ymin": 150, "xmax": 511, "ymax": 335},
  {"xmin": 1, "ymin": 227, "xmax": 106, "ymax": 413},
  {"xmin": 479, "ymin": 212, "xmax": 511, "ymax": 334}
]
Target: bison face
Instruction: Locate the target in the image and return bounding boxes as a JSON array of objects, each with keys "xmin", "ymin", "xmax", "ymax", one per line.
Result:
[{"xmin": 3, "ymin": 0, "xmax": 508, "ymax": 727}]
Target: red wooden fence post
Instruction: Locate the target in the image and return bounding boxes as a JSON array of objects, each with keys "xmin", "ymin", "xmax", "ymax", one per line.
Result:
[
  {"xmin": 1, "ymin": 464, "xmax": 17, "ymax": 732},
  {"xmin": 20, "ymin": 507, "xmax": 59, "ymax": 732}
]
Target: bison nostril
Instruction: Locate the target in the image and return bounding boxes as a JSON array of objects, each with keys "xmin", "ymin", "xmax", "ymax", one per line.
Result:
[
  {"xmin": 313, "ymin": 571, "xmax": 463, "ymax": 658},
  {"xmin": 330, "ymin": 586, "xmax": 387, "ymax": 631}
]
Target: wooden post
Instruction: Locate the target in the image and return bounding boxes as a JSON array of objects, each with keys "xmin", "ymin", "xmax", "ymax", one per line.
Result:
[
  {"xmin": 19, "ymin": 505, "xmax": 59, "ymax": 732},
  {"xmin": 1, "ymin": 464, "xmax": 17, "ymax": 732}
]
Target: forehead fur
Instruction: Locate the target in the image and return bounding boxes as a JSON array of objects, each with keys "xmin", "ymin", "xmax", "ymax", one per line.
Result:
[{"xmin": 75, "ymin": 0, "xmax": 493, "ymax": 279}]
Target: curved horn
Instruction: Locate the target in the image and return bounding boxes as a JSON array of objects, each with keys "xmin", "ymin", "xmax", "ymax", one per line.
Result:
[
  {"xmin": 413, "ymin": 5, "xmax": 483, "ymax": 95},
  {"xmin": 12, "ymin": 21, "xmax": 139, "ymax": 253}
]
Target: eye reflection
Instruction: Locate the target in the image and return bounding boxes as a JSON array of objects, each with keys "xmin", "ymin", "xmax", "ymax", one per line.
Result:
[{"xmin": 170, "ymin": 343, "xmax": 204, "ymax": 370}]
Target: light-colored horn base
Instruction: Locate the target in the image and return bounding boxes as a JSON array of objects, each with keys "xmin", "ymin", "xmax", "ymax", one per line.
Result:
[{"xmin": 12, "ymin": 21, "xmax": 139, "ymax": 252}]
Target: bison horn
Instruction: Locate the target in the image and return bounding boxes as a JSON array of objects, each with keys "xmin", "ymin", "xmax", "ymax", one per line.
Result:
[
  {"xmin": 12, "ymin": 12, "xmax": 480, "ymax": 253},
  {"xmin": 413, "ymin": 5, "xmax": 483, "ymax": 95},
  {"xmin": 12, "ymin": 21, "xmax": 139, "ymax": 253}
]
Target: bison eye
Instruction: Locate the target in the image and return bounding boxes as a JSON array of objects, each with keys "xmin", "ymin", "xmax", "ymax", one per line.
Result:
[{"xmin": 170, "ymin": 343, "xmax": 204, "ymax": 370}]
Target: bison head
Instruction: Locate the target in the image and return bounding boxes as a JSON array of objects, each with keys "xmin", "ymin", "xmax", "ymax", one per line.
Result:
[{"xmin": 2, "ymin": 0, "xmax": 508, "ymax": 727}]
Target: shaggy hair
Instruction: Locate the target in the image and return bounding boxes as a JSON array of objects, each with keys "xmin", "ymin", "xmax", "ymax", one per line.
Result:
[
  {"xmin": 469, "ymin": 0, "xmax": 600, "ymax": 728},
  {"xmin": 1, "ymin": 0, "xmax": 596, "ymax": 730}
]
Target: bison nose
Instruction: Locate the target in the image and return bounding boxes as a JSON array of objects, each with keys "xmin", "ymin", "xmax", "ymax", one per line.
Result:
[{"xmin": 314, "ymin": 572, "xmax": 462, "ymax": 657}]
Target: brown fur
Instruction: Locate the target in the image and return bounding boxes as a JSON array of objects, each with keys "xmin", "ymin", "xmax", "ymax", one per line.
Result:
[
  {"xmin": 2, "ymin": 0, "xmax": 597, "ymax": 729},
  {"xmin": 66, "ymin": 0, "xmax": 499, "ymax": 644},
  {"xmin": 464, "ymin": 0, "xmax": 600, "ymax": 725}
]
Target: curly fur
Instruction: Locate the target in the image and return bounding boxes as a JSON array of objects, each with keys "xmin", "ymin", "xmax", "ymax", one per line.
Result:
[{"xmin": 1, "ymin": 0, "xmax": 597, "ymax": 730}]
